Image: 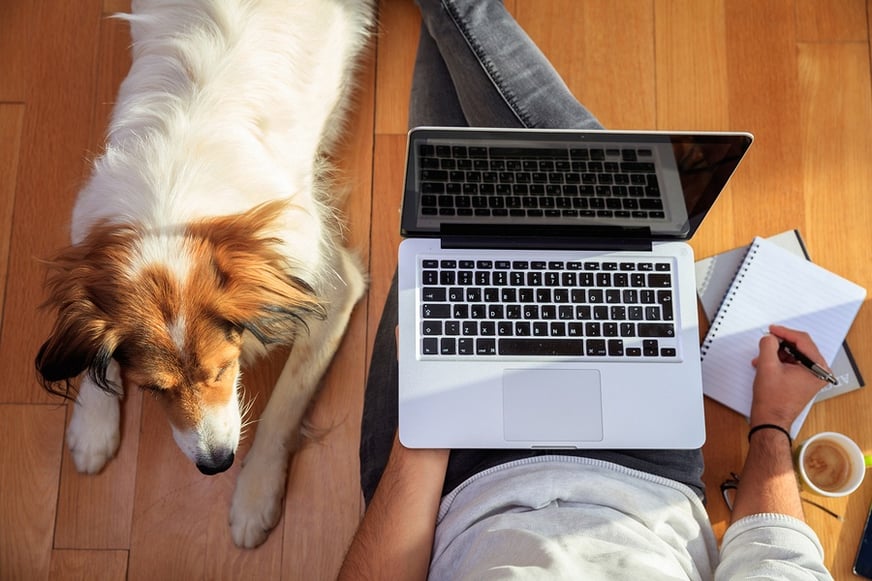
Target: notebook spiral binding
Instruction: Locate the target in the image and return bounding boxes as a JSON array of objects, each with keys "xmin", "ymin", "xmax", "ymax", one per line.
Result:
[{"xmin": 699, "ymin": 242, "xmax": 760, "ymax": 358}]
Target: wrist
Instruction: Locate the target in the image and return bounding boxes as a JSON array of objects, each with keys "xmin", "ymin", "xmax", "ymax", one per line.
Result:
[
  {"xmin": 390, "ymin": 434, "xmax": 450, "ymax": 474},
  {"xmin": 749, "ymin": 412, "xmax": 792, "ymax": 432},
  {"xmin": 748, "ymin": 423, "xmax": 793, "ymax": 448}
]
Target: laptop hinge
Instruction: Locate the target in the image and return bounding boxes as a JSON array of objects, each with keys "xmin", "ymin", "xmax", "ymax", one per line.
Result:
[{"xmin": 438, "ymin": 224, "xmax": 654, "ymax": 252}]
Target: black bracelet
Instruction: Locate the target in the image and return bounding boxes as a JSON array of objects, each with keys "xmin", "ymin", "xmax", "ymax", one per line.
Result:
[{"xmin": 748, "ymin": 424, "xmax": 793, "ymax": 447}]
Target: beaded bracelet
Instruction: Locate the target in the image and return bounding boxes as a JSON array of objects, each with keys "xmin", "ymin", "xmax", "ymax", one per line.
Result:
[{"xmin": 748, "ymin": 423, "xmax": 793, "ymax": 447}]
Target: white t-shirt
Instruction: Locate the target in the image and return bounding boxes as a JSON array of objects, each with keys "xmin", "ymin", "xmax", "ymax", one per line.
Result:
[{"xmin": 429, "ymin": 456, "xmax": 832, "ymax": 580}]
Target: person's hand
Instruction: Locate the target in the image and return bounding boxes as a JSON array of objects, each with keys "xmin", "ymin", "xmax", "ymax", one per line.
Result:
[{"xmin": 749, "ymin": 325, "xmax": 829, "ymax": 429}]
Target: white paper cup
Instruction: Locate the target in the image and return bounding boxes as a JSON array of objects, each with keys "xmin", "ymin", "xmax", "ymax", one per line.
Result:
[{"xmin": 796, "ymin": 432, "xmax": 866, "ymax": 497}]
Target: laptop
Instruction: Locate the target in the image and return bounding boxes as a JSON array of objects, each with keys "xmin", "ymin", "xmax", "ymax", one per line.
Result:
[{"xmin": 397, "ymin": 127, "xmax": 753, "ymax": 449}]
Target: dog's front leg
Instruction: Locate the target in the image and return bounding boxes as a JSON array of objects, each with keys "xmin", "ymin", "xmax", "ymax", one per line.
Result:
[
  {"xmin": 66, "ymin": 362, "xmax": 123, "ymax": 474},
  {"xmin": 228, "ymin": 347, "xmax": 318, "ymax": 549},
  {"xmin": 229, "ymin": 250, "xmax": 366, "ymax": 549}
]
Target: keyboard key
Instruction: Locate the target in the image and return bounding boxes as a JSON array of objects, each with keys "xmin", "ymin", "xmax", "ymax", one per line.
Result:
[
  {"xmin": 422, "ymin": 337, "xmax": 438, "ymax": 354},
  {"xmin": 422, "ymin": 321, "xmax": 442, "ymax": 335},
  {"xmin": 476, "ymin": 339, "xmax": 497, "ymax": 355},
  {"xmin": 586, "ymin": 339, "xmax": 606, "ymax": 356},
  {"xmin": 499, "ymin": 338, "xmax": 584, "ymax": 356},
  {"xmin": 638, "ymin": 323, "xmax": 675, "ymax": 337},
  {"xmin": 422, "ymin": 287, "xmax": 446, "ymax": 301},
  {"xmin": 422, "ymin": 304, "xmax": 450, "ymax": 318},
  {"xmin": 648, "ymin": 273, "xmax": 672, "ymax": 287},
  {"xmin": 642, "ymin": 339, "xmax": 659, "ymax": 356},
  {"xmin": 607, "ymin": 339, "xmax": 624, "ymax": 356}
]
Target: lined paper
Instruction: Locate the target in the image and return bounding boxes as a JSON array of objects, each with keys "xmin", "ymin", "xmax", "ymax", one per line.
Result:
[{"xmin": 700, "ymin": 237, "xmax": 866, "ymax": 436}]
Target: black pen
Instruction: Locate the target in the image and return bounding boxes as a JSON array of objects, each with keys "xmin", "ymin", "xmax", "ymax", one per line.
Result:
[{"xmin": 778, "ymin": 340, "xmax": 838, "ymax": 385}]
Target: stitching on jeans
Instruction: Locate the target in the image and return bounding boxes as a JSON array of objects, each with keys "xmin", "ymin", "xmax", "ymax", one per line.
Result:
[{"xmin": 442, "ymin": 0, "xmax": 532, "ymax": 127}]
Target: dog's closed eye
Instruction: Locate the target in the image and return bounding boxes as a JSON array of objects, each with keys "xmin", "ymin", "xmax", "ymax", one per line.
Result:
[
  {"xmin": 140, "ymin": 382, "xmax": 168, "ymax": 393},
  {"xmin": 215, "ymin": 362, "xmax": 233, "ymax": 382}
]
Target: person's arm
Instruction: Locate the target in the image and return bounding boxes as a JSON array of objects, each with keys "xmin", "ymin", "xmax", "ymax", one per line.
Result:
[
  {"xmin": 729, "ymin": 325, "xmax": 828, "ymax": 522},
  {"xmin": 338, "ymin": 433, "xmax": 449, "ymax": 581}
]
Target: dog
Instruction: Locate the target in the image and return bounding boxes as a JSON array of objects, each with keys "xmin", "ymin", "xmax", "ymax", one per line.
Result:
[{"xmin": 34, "ymin": 0, "xmax": 372, "ymax": 548}]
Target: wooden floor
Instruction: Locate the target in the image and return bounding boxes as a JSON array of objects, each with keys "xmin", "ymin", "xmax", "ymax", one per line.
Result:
[{"xmin": 1, "ymin": 0, "xmax": 871, "ymax": 578}]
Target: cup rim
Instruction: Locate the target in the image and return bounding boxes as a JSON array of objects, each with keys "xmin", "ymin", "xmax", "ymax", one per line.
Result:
[{"xmin": 797, "ymin": 431, "xmax": 865, "ymax": 497}]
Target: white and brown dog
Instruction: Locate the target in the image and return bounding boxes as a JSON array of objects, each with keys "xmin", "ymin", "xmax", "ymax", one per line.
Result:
[{"xmin": 34, "ymin": 0, "xmax": 372, "ymax": 548}]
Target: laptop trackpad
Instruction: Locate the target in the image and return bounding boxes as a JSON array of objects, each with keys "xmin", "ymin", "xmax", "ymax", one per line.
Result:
[{"xmin": 503, "ymin": 369, "xmax": 604, "ymax": 442}]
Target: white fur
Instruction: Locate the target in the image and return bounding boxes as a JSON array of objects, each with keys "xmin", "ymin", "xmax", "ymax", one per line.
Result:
[
  {"xmin": 68, "ymin": 363, "xmax": 123, "ymax": 474},
  {"xmin": 64, "ymin": 0, "xmax": 372, "ymax": 548}
]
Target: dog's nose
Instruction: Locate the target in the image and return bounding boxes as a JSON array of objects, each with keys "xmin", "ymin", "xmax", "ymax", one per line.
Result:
[{"xmin": 196, "ymin": 450, "xmax": 235, "ymax": 475}]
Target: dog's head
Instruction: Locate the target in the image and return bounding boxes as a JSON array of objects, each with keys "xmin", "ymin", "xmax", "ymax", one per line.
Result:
[{"xmin": 35, "ymin": 201, "xmax": 324, "ymax": 474}]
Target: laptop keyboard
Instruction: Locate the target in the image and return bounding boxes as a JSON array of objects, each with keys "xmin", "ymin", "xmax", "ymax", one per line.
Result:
[
  {"xmin": 417, "ymin": 144, "xmax": 666, "ymax": 220},
  {"xmin": 419, "ymin": 257, "xmax": 680, "ymax": 360}
]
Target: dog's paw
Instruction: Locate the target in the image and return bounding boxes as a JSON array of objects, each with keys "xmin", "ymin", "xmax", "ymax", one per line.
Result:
[
  {"xmin": 229, "ymin": 458, "xmax": 288, "ymax": 548},
  {"xmin": 66, "ymin": 389, "xmax": 121, "ymax": 474}
]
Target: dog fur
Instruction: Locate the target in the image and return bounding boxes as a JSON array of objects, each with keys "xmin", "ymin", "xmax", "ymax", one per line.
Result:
[{"xmin": 34, "ymin": 0, "xmax": 372, "ymax": 548}]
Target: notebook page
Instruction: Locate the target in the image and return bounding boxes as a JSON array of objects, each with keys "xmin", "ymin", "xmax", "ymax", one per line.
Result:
[{"xmin": 700, "ymin": 237, "xmax": 866, "ymax": 436}]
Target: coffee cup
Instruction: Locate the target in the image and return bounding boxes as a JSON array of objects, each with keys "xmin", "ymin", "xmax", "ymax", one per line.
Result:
[{"xmin": 796, "ymin": 432, "xmax": 866, "ymax": 497}]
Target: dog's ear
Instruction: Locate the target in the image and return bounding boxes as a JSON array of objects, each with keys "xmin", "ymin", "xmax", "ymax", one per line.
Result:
[
  {"xmin": 35, "ymin": 229, "xmax": 127, "ymax": 398},
  {"xmin": 233, "ymin": 271, "xmax": 326, "ymax": 346},
  {"xmin": 35, "ymin": 312, "xmax": 119, "ymax": 398},
  {"xmin": 191, "ymin": 201, "xmax": 327, "ymax": 346}
]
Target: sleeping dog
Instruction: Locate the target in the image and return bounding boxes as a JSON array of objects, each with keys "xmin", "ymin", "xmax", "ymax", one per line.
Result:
[{"xmin": 35, "ymin": 0, "xmax": 373, "ymax": 548}]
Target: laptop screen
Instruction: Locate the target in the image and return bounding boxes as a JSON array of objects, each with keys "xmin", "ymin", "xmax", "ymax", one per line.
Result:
[{"xmin": 400, "ymin": 128, "xmax": 753, "ymax": 242}]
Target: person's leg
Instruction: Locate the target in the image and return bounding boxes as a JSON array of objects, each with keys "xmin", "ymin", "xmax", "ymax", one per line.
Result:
[
  {"xmin": 415, "ymin": 0, "xmax": 602, "ymax": 129},
  {"xmin": 410, "ymin": 24, "xmax": 468, "ymax": 129}
]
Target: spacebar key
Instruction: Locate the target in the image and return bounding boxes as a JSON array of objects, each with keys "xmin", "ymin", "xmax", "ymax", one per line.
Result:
[{"xmin": 499, "ymin": 338, "xmax": 584, "ymax": 356}]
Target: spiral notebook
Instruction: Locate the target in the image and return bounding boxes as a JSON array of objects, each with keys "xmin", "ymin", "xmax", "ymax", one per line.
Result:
[
  {"xmin": 700, "ymin": 236, "xmax": 866, "ymax": 436},
  {"xmin": 696, "ymin": 230, "xmax": 864, "ymax": 402}
]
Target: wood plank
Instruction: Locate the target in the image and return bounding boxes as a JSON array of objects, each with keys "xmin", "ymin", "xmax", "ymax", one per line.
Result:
[
  {"xmin": 797, "ymin": 43, "xmax": 872, "ymax": 284},
  {"xmin": 0, "ymin": 2, "xmax": 33, "ymax": 101},
  {"xmin": 365, "ymin": 135, "xmax": 405, "ymax": 364},
  {"xmin": 515, "ymin": 0, "xmax": 656, "ymax": 129},
  {"xmin": 374, "ymin": 0, "xmax": 420, "ymax": 135},
  {"xmin": 54, "ymin": 389, "xmax": 142, "ymax": 549},
  {"xmin": 102, "ymin": 0, "xmax": 130, "ymax": 15},
  {"xmin": 795, "ymin": 0, "xmax": 868, "ymax": 42},
  {"xmin": 655, "ymin": 0, "xmax": 730, "ymax": 130},
  {"xmin": 654, "ymin": 0, "xmax": 738, "ymax": 261},
  {"xmin": 796, "ymin": 41, "xmax": 872, "ymax": 578},
  {"xmin": 49, "ymin": 550, "xmax": 127, "ymax": 581},
  {"xmin": 0, "ymin": 105, "xmax": 24, "ymax": 332},
  {"xmin": 0, "ymin": 404, "xmax": 66, "ymax": 581},
  {"xmin": 724, "ymin": 0, "xmax": 805, "ymax": 243},
  {"xmin": 0, "ymin": 0, "xmax": 104, "ymax": 404}
]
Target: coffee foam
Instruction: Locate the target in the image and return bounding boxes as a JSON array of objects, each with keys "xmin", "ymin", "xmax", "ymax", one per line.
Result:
[{"xmin": 803, "ymin": 439, "xmax": 852, "ymax": 492}]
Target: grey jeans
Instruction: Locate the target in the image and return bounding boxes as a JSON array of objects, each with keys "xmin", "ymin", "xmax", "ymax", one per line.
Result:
[{"xmin": 359, "ymin": 0, "xmax": 705, "ymax": 505}]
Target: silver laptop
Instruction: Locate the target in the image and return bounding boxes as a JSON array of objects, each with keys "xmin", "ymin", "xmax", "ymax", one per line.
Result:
[{"xmin": 398, "ymin": 127, "xmax": 753, "ymax": 449}]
